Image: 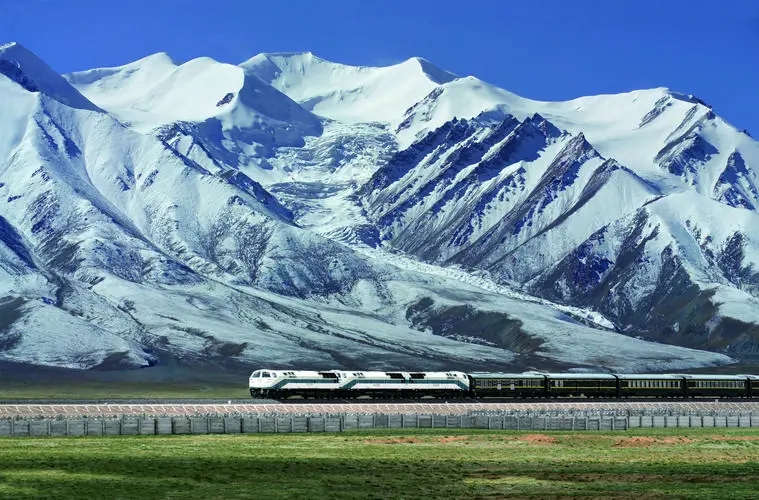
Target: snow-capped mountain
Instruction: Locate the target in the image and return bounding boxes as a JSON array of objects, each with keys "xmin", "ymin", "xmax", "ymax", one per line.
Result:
[{"xmin": 0, "ymin": 42, "xmax": 753, "ymax": 376}]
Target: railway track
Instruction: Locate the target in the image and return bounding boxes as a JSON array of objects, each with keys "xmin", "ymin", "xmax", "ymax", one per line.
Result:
[{"xmin": 2, "ymin": 400, "xmax": 759, "ymax": 417}]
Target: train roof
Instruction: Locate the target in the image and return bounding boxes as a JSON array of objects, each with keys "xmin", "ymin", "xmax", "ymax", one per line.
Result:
[
  {"xmin": 681, "ymin": 374, "xmax": 751, "ymax": 380},
  {"xmin": 614, "ymin": 374, "xmax": 686, "ymax": 380},
  {"xmin": 468, "ymin": 372, "xmax": 546, "ymax": 379},
  {"xmin": 541, "ymin": 373, "xmax": 617, "ymax": 380}
]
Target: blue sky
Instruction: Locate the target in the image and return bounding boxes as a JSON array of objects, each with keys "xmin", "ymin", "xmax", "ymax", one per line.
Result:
[{"xmin": 2, "ymin": 0, "xmax": 757, "ymax": 133}]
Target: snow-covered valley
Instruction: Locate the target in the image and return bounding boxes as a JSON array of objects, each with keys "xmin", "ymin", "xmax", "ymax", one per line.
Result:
[{"xmin": 0, "ymin": 42, "xmax": 756, "ymax": 376}]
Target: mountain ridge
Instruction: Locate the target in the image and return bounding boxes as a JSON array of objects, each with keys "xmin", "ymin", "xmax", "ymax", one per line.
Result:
[{"xmin": 0, "ymin": 43, "xmax": 755, "ymax": 376}]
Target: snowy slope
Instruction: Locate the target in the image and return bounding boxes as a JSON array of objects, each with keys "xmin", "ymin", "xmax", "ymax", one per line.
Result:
[
  {"xmin": 242, "ymin": 52, "xmax": 456, "ymax": 126},
  {"xmin": 236, "ymin": 52, "xmax": 759, "ymax": 356},
  {"xmin": 0, "ymin": 43, "xmax": 754, "ymax": 374},
  {"xmin": 349, "ymin": 75, "xmax": 759, "ymax": 355}
]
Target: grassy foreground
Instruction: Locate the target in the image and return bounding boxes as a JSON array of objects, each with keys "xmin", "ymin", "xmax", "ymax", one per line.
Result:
[{"xmin": 0, "ymin": 428, "xmax": 758, "ymax": 499}]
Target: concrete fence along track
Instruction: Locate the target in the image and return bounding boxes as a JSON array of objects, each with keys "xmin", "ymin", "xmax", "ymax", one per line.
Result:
[
  {"xmin": 3, "ymin": 401, "xmax": 759, "ymax": 418},
  {"xmin": 0, "ymin": 414, "xmax": 630, "ymax": 437},
  {"xmin": 1, "ymin": 410, "xmax": 758, "ymax": 437}
]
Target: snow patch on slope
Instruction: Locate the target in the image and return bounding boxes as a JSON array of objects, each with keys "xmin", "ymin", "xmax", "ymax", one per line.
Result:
[{"xmin": 353, "ymin": 244, "xmax": 617, "ymax": 330}]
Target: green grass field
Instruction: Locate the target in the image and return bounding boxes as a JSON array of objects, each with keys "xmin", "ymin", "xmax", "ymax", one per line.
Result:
[{"xmin": 0, "ymin": 428, "xmax": 758, "ymax": 499}]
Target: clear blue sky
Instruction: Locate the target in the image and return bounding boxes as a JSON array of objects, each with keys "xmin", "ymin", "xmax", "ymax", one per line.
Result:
[{"xmin": 2, "ymin": 0, "xmax": 757, "ymax": 133}]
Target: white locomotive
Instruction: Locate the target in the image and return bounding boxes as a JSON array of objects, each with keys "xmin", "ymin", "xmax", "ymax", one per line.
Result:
[{"xmin": 249, "ymin": 369, "xmax": 469, "ymax": 399}]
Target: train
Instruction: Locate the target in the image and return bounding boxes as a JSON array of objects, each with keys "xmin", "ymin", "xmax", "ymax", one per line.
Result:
[{"xmin": 249, "ymin": 369, "xmax": 759, "ymax": 400}]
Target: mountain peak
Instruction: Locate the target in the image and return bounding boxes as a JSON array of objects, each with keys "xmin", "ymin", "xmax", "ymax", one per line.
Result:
[
  {"xmin": 407, "ymin": 56, "xmax": 457, "ymax": 85},
  {"xmin": 127, "ymin": 51, "xmax": 177, "ymax": 68},
  {"xmin": 242, "ymin": 52, "xmax": 454, "ymax": 124},
  {"xmin": 0, "ymin": 41, "xmax": 100, "ymax": 111}
]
